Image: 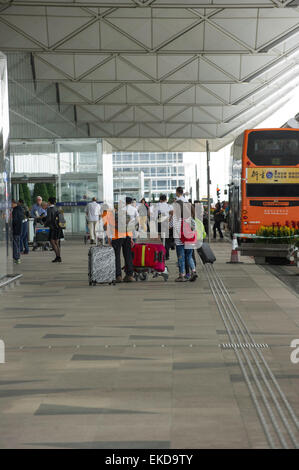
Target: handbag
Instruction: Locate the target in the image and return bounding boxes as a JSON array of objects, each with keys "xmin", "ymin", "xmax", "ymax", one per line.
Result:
[{"xmin": 180, "ymin": 219, "xmax": 197, "ymax": 244}]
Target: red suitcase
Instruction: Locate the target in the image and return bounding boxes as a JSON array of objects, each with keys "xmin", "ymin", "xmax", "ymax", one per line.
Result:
[{"xmin": 132, "ymin": 243, "xmax": 166, "ymax": 272}]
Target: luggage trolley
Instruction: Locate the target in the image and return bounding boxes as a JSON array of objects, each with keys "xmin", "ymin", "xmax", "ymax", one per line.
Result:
[
  {"xmin": 131, "ymin": 237, "xmax": 169, "ymax": 282},
  {"xmin": 32, "ymin": 219, "xmax": 51, "ymax": 251}
]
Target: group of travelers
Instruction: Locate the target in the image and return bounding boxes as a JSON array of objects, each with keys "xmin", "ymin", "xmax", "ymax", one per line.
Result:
[
  {"xmin": 12, "ymin": 188, "xmax": 228, "ymax": 281},
  {"xmin": 11, "ymin": 195, "xmax": 64, "ymax": 264},
  {"xmin": 85, "ymin": 187, "xmax": 207, "ymax": 283}
]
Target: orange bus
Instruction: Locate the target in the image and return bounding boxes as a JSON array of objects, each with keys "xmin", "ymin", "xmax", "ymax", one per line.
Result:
[{"xmin": 229, "ymin": 128, "xmax": 299, "ymax": 236}]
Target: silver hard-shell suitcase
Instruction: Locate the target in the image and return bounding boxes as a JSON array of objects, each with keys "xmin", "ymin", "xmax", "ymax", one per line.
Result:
[{"xmin": 88, "ymin": 245, "xmax": 116, "ymax": 285}]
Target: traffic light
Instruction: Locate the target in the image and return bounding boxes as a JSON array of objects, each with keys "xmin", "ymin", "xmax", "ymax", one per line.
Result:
[{"xmin": 216, "ymin": 186, "xmax": 221, "ymax": 200}]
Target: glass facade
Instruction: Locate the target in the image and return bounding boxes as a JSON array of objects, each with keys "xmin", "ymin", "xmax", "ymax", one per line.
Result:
[
  {"xmin": 9, "ymin": 139, "xmax": 113, "ymax": 234},
  {"xmin": 113, "ymin": 152, "xmax": 185, "ymax": 200},
  {"xmin": 0, "ymin": 53, "xmax": 11, "ymax": 280}
]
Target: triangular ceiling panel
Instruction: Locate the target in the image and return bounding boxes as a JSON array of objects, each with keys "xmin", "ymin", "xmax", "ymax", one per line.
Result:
[
  {"xmin": 63, "ymin": 82, "xmax": 93, "ymax": 102},
  {"xmin": 104, "ymin": 105, "xmax": 127, "ymax": 121},
  {"xmin": 222, "ymin": 104, "xmax": 248, "ymax": 121},
  {"xmin": 201, "ymin": 106, "xmax": 223, "ymax": 121},
  {"xmin": 161, "ymin": 84, "xmax": 191, "ymax": 103},
  {"xmin": 193, "ymin": 107, "xmax": 217, "ymax": 123},
  {"xmin": 164, "ymin": 106, "xmax": 187, "ymax": 120},
  {"xmin": 91, "ymin": 122, "xmax": 114, "ymax": 136},
  {"xmin": 36, "ymin": 53, "xmax": 75, "ymax": 78},
  {"xmin": 191, "ymin": 124, "xmax": 206, "ymax": 139},
  {"xmin": 57, "ymin": 22, "xmax": 100, "ymax": 50},
  {"xmin": 99, "ymin": 86, "xmax": 127, "ymax": 104},
  {"xmin": 204, "ymin": 23, "xmax": 248, "ymax": 52},
  {"xmin": 34, "ymin": 58, "xmax": 69, "ymax": 80},
  {"xmin": 74, "ymin": 54, "xmax": 112, "ymax": 79},
  {"xmin": 116, "ymin": 58, "xmax": 150, "ymax": 81},
  {"xmin": 115, "ymin": 123, "xmax": 139, "ymax": 137},
  {"xmin": 133, "ymin": 84, "xmax": 161, "ymax": 102},
  {"xmin": 79, "ymin": 104, "xmax": 105, "ymax": 121},
  {"xmin": 211, "ymin": 18, "xmax": 257, "ymax": 49},
  {"xmin": 141, "ymin": 105, "xmax": 164, "ymax": 121},
  {"xmin": 84, "ymin": 59, "xmax": 116, "ymax": 80},
  {"xmin": 167, "ymin": 59, "xmax": 198, "ymax": 81},
  {"xmin": 205, "ymin": 55, "xmax": 241, "ymax": 80},
  {"xmin": 127, "ymin": 85, "xmax": 157, "ymax": 104},
  {"xmin": 240, "ymin": 54, "xmax": 277, "ymax": 80},
  {"xmin": 92, "ymin": 83, "xmax": 122, "ymax": 101},
  {"xmin": 59, "ymin": 85, "xmax": 88, "ymax": 104},
  {"xmin": 1, "ymin": 15, "xmax": 48, "ymax": 46},
  {"xmin": 157, "ymin": 55, "xmax": 193, "ymax": 79},
  {"xmin": 202, "ymin": 84, "xmax": 230, "ymax": 103},
  {"xmin": 106, "ymin": 18, "xmax": 152, "ymax": 48},
  {"xmin": 170, "ymin": 124, "xmax": 192, "ymax": 138},
  {"xmin": 76, "ymin": 106, "xmax": 101, "ymax": 122},
  {"xmin": 196, "ymin": 123, "xmax": 217, "ymax": 137},
  {"xmin": 161, "ymin": 23, "xmax": 204, "ymax": 51},
  {"xmin": 195, "ymin": 85, "xmax": 225, "ymax": 105},
  {"xmin": 109, "ymin": 107, "xmax": 134, "ymax": 122},
  {"xmin": 139, "ymin": 123, "xmax": 164, "ymax": 138},
  {"xmin": 230, "ymin": 82, "xmax": 260, "ymax": 103},
  {"xmin": 152, "ymin": 18, "xmax": 198, "ymax": 49},
  {"xmin": 106, "ymin": 8, "xmax": 151, "ymax": 19},
  {"xmin": 0, "ymin": 22, "xmax": 41, "ymax": 49},
  {"xmin": 199, "ymin": 59, "xmax": 233, "ymax": 82},
  {"xmin": 135, "ymin": 107, "xmax": 160, "ymax": 122},
  {"xmin": 168, "ymin": 87, "xmax": 195, "ymax": 104},
  {"xmin": 47, "ymin": 17, "xmax": 93, "ymax": 47},
  {"xmin": 257, "ymin": 18, "xmax": 299, "ymax": 49},
  {"xmin": 169, "ymin": 107, "xmax": 193, "ymax": 122},
  {"xmin": 122, "ymin": 54, "xmax": 157, "ymax": 79},
  {"xmin": 100, "ymin": 21, "xmax": 145, "ymax": 51}
]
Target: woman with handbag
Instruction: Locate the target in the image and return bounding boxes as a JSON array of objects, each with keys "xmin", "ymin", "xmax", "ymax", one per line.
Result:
[
  {"xmin": 44, "ymin": 197, "xmax": 64, "ymax": 263},
  {"xmin": 173, "ymin": 200, "xmax": 198, "ymax": 282}
]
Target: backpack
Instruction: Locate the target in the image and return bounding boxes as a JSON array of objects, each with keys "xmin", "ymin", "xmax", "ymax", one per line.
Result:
[
  {"xmin": 55, "ymin": 210, "xmax": 66, "ymax": 230},
  {"xmin": 195, "ymin": 218, "xmax": 206, "ymax": 240}
]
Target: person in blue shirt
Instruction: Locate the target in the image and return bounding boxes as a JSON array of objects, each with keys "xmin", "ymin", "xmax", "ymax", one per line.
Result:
[{"xmin": 31, "ymin": 196, "xmax": 47, "ymax": 218}]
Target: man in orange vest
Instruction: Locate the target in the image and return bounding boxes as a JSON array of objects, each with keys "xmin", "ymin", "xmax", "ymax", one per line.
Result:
[{"xmin": 103, "ymin": 200, "xmax": 135, "ymax": 283}]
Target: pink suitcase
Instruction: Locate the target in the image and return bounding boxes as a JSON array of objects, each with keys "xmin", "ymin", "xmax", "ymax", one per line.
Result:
[{"xmin": 132, "ymin": 243, "xmax": 166, "ymax": 272}]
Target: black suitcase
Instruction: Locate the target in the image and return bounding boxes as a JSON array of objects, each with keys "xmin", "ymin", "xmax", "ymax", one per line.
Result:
[{"xmin": 198, "ymin": 242, "xmax": 216, "ymax": 264}]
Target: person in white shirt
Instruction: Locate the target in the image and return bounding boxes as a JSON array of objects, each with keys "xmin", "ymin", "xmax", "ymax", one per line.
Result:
[
  {"xmin": 154, "ymin": 195, "xmax": 173, "ymax": 220},
  {"xmin": 85, "ymin": 197, "xmax": 102, "ymax": 244},
  {"xmin": 126, "ymin": 197, "xmax": 139, "ymax": 241},
  {"xmin": 175, "ymin": 186, "xmax": 188, "ymax": 203}
]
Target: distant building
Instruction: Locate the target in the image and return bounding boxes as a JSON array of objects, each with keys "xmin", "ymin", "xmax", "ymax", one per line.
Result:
[
  {"xmin": 113, "ymin": 152, "xmax": 185, "ymax": 201},
  {"xmin": 114, "ymin": 170, "xmax": 144, "ymax": 202}
]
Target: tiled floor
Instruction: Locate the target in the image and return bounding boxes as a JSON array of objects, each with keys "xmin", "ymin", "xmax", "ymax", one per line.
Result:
[{"xmin": 0, "ymin": 239, "xmax": 298, "ymax": 448}]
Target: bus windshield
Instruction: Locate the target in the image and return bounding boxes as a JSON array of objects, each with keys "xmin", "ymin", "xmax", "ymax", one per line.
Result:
[
  {"xmin": 247, "ymin": 131, "xmax": 299, "ymax": 166},
  {"xmin": 246, "ymin": 184, "xmax": 299, "ymax": 198}
]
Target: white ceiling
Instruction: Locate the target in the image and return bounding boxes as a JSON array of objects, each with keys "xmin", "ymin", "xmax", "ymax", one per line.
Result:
[{"xmin": 1, "ymin": 0, "xmax": 299, "ymax": 151}]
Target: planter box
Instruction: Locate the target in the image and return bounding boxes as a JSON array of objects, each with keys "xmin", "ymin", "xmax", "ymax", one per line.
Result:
[{"xmin": 238, "ymin": 243, "xmax": 294, "ymax": 263}]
